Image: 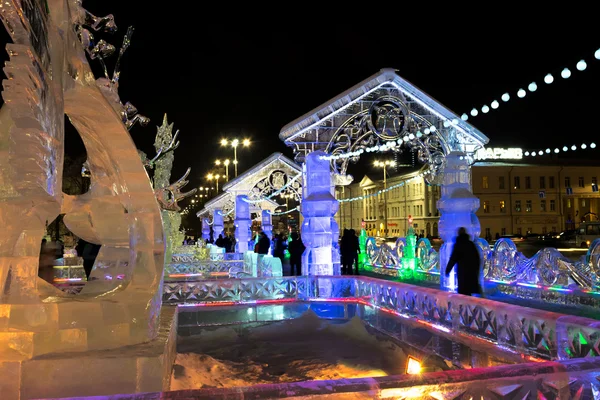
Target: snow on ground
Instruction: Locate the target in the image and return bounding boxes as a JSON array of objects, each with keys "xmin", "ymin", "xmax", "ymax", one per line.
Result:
[{"xmin": 171, "ymin": 310, "xmax": 407, "ymax": 390}]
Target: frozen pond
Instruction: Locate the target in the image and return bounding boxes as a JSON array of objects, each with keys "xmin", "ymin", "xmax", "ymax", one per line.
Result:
[{"xmin": 172, "ymin": 302, "xmax": 523, "ymax": 390}]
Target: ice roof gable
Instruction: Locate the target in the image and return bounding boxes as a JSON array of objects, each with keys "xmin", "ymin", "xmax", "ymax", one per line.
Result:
[
  {"xmin": 279, "ymin": 69, "xmax": 489, "ymax": 178},
  {"xmin": 196, "ymin": 191, "xmax": 279, "ymax": 219},
  {"xmin": 222, "ymin": 152, "xmax": 302, "ymax": 202}
]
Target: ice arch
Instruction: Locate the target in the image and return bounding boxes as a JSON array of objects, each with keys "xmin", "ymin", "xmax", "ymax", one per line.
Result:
[{"xmin": 279, "ymin": 69, "xmax": 489, "ymax": 289}]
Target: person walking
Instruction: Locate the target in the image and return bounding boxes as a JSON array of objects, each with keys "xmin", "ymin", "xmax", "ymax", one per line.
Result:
[
  {"xmin": 445, "ymin": 227, "xmax": 482, "ymax": 296},
  {"xmin": 288, "ymin": 232, "xmax": 305, "ymax": 276}
]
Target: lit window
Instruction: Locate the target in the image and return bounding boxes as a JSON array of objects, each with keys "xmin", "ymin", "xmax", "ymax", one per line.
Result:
[{"xmin": 482, "ymin": 176, "xmax": 489, "ymax": 189}]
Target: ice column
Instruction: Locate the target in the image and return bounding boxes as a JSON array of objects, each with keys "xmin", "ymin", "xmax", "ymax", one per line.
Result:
[
  {"xmin": 300, "ymin": 150, "xmax": 339, "ymax": 276},
  {"xmin": 213, "ymin": 209, "xmax": 224, "ymax": 241},
  {"xmin": 261, "ymin": 210, "xmax": 273, "ymax": 254},
  {"xmin": 201, "ymin": 217, "xmax": 210, "ymax": 242},
  {"xmin": 437, "ymin": 152, "xmax": 481, "ymax": 291},
  {"xmin": 235, "ymin": 195, "xmax": 251, "ymax": 253}
]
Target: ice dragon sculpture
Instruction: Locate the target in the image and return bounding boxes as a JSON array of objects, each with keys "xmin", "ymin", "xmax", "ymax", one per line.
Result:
[{"xmin": 0, "ymin": 0, "xmax": 165, "ymax": 358}]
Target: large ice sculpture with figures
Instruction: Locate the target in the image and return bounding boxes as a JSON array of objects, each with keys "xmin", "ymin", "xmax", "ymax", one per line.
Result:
[
  {"xmin": 300, "ymin": 151, "xmax": 340, "ymax": 275},
  {"xmin": 0, "ymin": 0, "xmax": 166, "ymax": 360}
]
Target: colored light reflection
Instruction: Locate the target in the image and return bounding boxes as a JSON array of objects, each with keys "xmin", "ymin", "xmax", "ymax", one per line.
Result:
[
  {"xmin": 53, "ymin": 277, "xmax": 83, "ymax": 282},
  {"xmin": 406, "ymin": 356, "xmax": 422, "ymax": 374}
]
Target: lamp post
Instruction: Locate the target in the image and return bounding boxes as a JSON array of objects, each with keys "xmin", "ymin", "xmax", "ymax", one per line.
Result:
[
  {"xmin": 215, "ymin": 159, "xmax": 231, "ymax": 181},
  {"xmin": 220, "ymin": 138, "xmax": 251, "ymax": 177},
  {"xmin": 207, "ymin": 173, "xmax": 221, "ymax": 192},
  {"xmin": 374, "ymin": 160, "xmax": 396, "ymax": 236}
]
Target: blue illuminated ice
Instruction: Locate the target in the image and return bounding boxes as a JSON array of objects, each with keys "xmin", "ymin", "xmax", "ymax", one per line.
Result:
[
  {"xmin": 235, "ymin": 195, "xmax": 252, "ymax": 253},
  {"xmin": 300, "ymin": 150, "xmax": 340, "ymax": 277}
]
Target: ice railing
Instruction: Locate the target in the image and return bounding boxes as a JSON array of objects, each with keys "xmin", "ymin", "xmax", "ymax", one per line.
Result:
[
  {"xmin": 163, "ymin": 275, "xmax": 600, "ymax": 360},
  {"xmin": 167, "ymin": 246, "xmax": 245, "ymax": 277},
  {"xmin": 365, "ymin": 236, "xmax": 600, "ymax": 292}
]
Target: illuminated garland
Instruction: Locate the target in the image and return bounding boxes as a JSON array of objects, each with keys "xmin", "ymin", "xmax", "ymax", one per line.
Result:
[
  {"xmin": 463, "ymin": 47, "xmax": 600, "ymax": 121},
  {"xmin": 523, "ymin": 142, "xmax": 597, "ymax": 157},
  {"xmin": 319, "ymin": 125, "xmax": 448, "ymax": 161},
  {"xmin": 242, "ymin": 173, "xmax": 302, "ymax": 204},
  {"xmin": 269, "ymin": 206, "xmax": 299, "ymax": 216}
]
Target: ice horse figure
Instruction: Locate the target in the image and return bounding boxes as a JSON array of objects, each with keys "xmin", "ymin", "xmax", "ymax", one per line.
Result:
[
  {"xmin": 300, "ymin": 151, "xmax": 339, "ymax": 276},
  {"xmin": 0, "ymin": 0, "xmax": 164, "ymax": 359}
]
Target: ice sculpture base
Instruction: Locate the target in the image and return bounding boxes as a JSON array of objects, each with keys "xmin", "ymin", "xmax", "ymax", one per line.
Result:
[{"xmin": 0, "ymin": 306, "xmax": 177, "ymax": 399}]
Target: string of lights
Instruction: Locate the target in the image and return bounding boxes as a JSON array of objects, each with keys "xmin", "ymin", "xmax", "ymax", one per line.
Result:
[
  {"xmin": 241, "ymin": 173, "xmax": 302, "ymax": 204},
  {"xmin": 462, "ymin": 47, "xmax": 600, "ymax": 121},
  {"xmin": 319, "ymin": 126, "xmax": 445, "ymax": 162},
  {"xmin": 522, "ymin": 142, "xmax": 597, "ymax": 157},
  {"xmin": 269, "ymin": 206, "xmax": 299, "ymax": 216}
]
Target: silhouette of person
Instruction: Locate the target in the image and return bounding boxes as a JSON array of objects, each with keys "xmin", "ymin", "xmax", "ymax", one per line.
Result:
[{"xmin": 445, "ymin": 227, "xmax": 481, "ymax": 296}]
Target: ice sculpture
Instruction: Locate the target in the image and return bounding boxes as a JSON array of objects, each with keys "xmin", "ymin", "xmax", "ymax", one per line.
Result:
[
  {"xmin": 235, "ymin": 195, "xmax": 252, "ymax": 253},
  {"xmin": 300, "ymin": 151, "xmax": 339, "ymax": 276},
  {"xmin": 437, "ymin": 152, "xmax": 481, "ymax": 292},
  {"xmin": 262, "ymin": 210, "xmax": 273, "ymax": 239},
  {"xmin": 358, "ymin": 229, "xmax": 368, "ymax": 270},
  {"xmin": 261, "ymin": 210, "xmax": 273, "ymax": 255},
  {"xmin": 145, "ymin": 115, "xmax": 195, "ymax": 262},
  {"xmin": 0, "ymin": 0, "xmax": 165, "ymax": 358},
  {"xmin": 213, "ymin": 209, "xmax": 224, "ymax": 241},
  {"xmin": 401, "ymin": 222, "xmax": 417, "ymax": 279},
  {"xmin": 202, "ymin": 217, "xmax": 211, "ymax": 242}
]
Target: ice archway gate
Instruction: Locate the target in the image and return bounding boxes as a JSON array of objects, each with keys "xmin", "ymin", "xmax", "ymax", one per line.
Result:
[
  {"xmin": 279, "ymin": 69, "xmax": 489, "ymax": 289},
  {"xmin": 0, "ymin": 0, "xmax": 164, "ymax": 358}
]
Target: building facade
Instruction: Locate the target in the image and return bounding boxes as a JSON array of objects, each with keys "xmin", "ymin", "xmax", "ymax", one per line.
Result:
[
  {"xmin": 335, "ymin": 161, "xmax": 600, "ymax": 239},
  {"xmin": 335, "ymin": 171, "xmax": 441, "ymax": 238}
]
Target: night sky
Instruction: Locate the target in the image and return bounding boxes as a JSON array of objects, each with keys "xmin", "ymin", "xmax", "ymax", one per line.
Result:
[{"xmin": 1, "ymin": 6, "xmax": 599, "ymax": 213}]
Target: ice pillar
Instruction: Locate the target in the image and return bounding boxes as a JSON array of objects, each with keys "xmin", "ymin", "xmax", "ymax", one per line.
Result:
[
  {"xmin": 213, "ymin": 209, "xmax": 224, "ymax": 241},
  {"xmin": 261, "ymin": 210, "xmax": 273, "ymax": 255},
  {"xmin": 437, "ymin": 152, "xmax": 481, "ymax": 292},
  {"xmin": 261, "ymin": 210, "xmax": 273, "ymax": 239},
  {"xmin": 201, "ymin": 217, "xmax": 210, "ymax": 242},
  {"xmin": 235, "ymin": 195, "xmax": 251, "ymax": 253},
  {"xmin": 300, "ymin": 150, "xmax": 339, "ymax": 277}
]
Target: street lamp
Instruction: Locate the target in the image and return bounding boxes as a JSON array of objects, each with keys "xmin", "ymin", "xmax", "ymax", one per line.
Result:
[
  {"xmin": 373, "ymin": 160, "xmax": 396, "ymax": 236},
  {"xmin": 206, "ymin": 173, "xmax": 221, "ymax": 192},
  {"xmin": 220, "ymin": 138, "xmax": 251, "ymax": 177},
  {"xmin": 215, "ymin": 159, "xmax": 231, "ymax": 181}
]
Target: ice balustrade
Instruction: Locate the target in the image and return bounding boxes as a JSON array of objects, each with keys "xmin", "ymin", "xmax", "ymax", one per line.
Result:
[
  {"xmin": 364, "ymin": 235, "xmax": 600, "ymax": 293},
  {"xmin": 162, "ymin": 275, "xmax": 600, "ymax": 361}
]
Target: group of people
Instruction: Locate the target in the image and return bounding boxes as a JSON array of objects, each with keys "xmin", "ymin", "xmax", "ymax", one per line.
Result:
[
  {"xmin": 253, "ymin": 230, "xmax": 306, "ymax": 276},
  {"xmin": 38, "ymin": 237, "xmax": 101, "ymax": 284},
  {"xmin": 214, "ymin": 234, "xmax": 236, "ymax": 253}
]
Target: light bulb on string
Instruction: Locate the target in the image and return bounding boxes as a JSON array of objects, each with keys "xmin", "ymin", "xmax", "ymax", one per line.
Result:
[
  {"xmin": 501, "ymin": 93, "xmax": 510, "ymax": 102},
  {"xmin": 517, "ymin": 89, "xmax": 526, "ymax": 98},
  {"xmin": 561, "ymin": 68, "xmax": 571, "ymax": 79},
  {"xmin": 577, "ymin": 60, "xmax": 587, "ymax": 71},
  {"xmin": 544, "ymin": 74, "xmax": 554, "ymax": 84},
  {"xmin": 528, "ymin": 82, "xmax": 537, "ymax": 92},
  {"xmin": 491, "ymin": 100, "xmax": 499, "ymax": 109}
]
